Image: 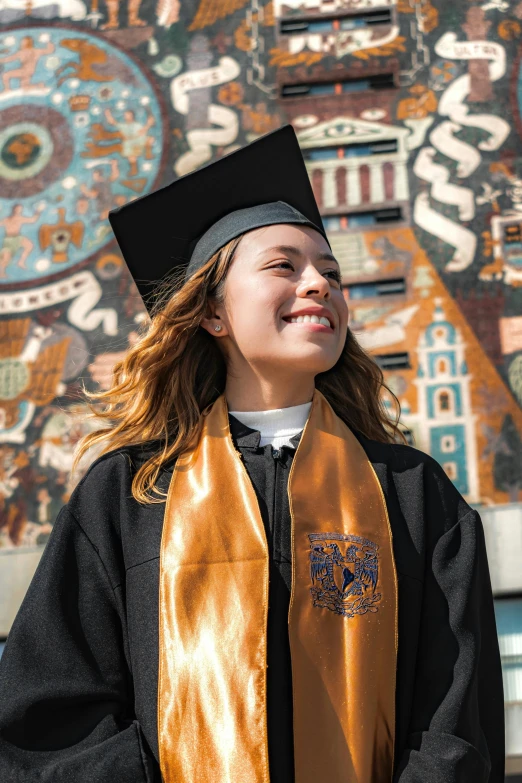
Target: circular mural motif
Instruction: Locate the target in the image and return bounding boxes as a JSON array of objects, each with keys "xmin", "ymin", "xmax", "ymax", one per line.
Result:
[
  {"xmin": 0, "ymin": 27, "xmax": 163, "ymax": 285},
  {"xmin": 0, "ymin": 106, "xmax": 73, "ymax": 196}
]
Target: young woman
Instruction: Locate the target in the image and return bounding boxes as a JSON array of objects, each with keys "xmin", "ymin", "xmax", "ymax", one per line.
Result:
[{"xmin": 0, "ymin": 127, "xmax": 504, "ymax": 783}]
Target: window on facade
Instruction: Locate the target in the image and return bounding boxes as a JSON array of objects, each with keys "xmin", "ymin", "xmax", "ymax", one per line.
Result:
[
  {"xmin": 322, "ymin": 208, "xmax": 403, "ymax": 232},
  {"xmin": 279, "ymin": 9, "xmax": 393, "ymax": 36},
  {"xmin": 280, "ymin": 73, "xmax": 395, "ymax": 98},
  {"xmin": 345, "ymin": 278, "xmax": 406, "ymax": 300},
  {"xmin": 441, "ymin": 435, "xmax": 456, "ymax": 453},
  {"xmin": 374, "ymin": 352, "xmax": 410, "ymax": 370},
  {"xmin": 442, "ymin": 461, "xmax": 457, "ymax": 480},
  {"xmin": 401, "ymin": 428, "xmax": 415, "ymax": 446},
  {"xmin": 494, "ymin": 599, "xmax": 522, "ymax": 703},
  {"xmin": 303, "ymin": 140, "xmax": 398, "ymax": 161},
  {"xmin": 436, "ymin": 388, "xmax": 453, "ymax": 415},
  {"xmin": 494, "ymin": 598, "xmax": 522, "ymax": 759},
  {"xmin": 437, "ymin": 358, "xmax": 449, "ymax": 374}
]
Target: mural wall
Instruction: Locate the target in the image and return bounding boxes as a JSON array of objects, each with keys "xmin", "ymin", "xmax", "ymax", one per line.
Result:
[{"xmin": 1, "ymin": 0, "xmax": 522, "ymax": 547}]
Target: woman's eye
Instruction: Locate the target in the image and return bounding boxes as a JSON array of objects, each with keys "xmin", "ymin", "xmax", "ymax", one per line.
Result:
[
  {"xmin": 269, "ymin": 262, "xmax": 340, "ymax": 284},
  {"xmin": 325, "ymin": 270, "xmax": 342, "ymax": 284}
]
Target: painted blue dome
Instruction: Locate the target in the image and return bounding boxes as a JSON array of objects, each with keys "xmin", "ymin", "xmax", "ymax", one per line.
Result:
[{"xmin": 424, "ymin": 303, "xmax": 457, "ymax": 346}]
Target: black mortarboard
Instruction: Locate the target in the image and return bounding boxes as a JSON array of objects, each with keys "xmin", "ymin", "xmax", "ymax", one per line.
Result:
[{"xmin": 108, "ymin": 125, "xmax": 327, "ymax": 313}]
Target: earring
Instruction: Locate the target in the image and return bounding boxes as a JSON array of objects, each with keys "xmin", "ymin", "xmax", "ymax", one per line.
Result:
[{"xmin": 214, "ymin": 325, "xmax": 222, "ymax": 332}]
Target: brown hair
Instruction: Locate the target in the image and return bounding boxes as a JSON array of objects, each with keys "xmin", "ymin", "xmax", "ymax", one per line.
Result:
[{"xmin": 72, "ymin": 236, "xmax": 403, "ymax": 503}]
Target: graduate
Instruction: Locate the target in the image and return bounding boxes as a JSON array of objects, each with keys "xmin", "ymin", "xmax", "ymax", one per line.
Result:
[{"xmin": 0, "ymin": 126, "xmax": 504, "ymax": 783}]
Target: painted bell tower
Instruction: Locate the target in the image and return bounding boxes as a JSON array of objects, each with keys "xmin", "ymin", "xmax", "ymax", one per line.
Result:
[{"xmin": 403, "ymin": 298, "xmax": 479, "ymax": 501}]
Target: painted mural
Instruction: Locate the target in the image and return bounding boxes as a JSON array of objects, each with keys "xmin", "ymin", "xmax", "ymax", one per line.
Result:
[{"xmin": 1, "ymin": 0, "xmax": 522, "ymax": 547}]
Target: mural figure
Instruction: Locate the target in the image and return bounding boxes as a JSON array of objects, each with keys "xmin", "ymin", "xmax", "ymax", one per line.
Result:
[
  {"xmin": 0, "ymin": 447, "xmax": 35, "ymax": 546},
  {"xmin": 79, "ymin": 160, "xmax": 125, "ymax": 219},
  {"xmin": 99, "ymin": 0, "xmax": 146, "ymax": 28},
  {"xmin": 0, "ymin": 204, "xmax": 44, "ymax": 276},
  {"xmin": 101, "ymin": 108, "xmax": 156, "ymax": 176},
  {"xmin": 38, "ymin": 208, "xmax": 85, "ymax": 264},
  {"xmin": 0, "ymin": 36, "xmax": 54, "ymax": 92},
  {"xmin": 55, "ymin": 37, "xmax": 119, "ymax": 85}
]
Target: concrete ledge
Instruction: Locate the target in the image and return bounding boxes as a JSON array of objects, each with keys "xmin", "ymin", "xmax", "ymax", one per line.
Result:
[
  {"xmin": 506, "ymin": 755, "xmax": 522, "ymax": 776},
  {"xmin": 0, "ymin": 547, "xmax": 44, "ymax": 637},
  {"xmin": 474, "ymin": 503, "xmax": 522, "ymax": 596}
]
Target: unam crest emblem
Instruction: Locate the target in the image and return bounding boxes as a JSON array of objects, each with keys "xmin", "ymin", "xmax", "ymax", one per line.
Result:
[{"xmin": 308, "ymin": 532, "xmax": 381, "ymax": 618}]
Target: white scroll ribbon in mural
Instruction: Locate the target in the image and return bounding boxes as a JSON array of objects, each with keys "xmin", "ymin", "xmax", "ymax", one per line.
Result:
[
  {"xmin": 171, "ymin": 57, "xmax": 240, "ymax": 176},
  {"xmin": 404, "ymin": 117, "xmax": 435, "ymax": 152},
  {"xmin": 0, "ymin": 270, "xmax": 118, "ymax": 336},
  {"xmin": 436, "ymin": 35, "xmax": 509, "ymax": 150},
  {"xmin": 414, "ymin": 148, "xmax": 475, "ymax": 220},
  {"xmin": 413, "ymin": 32, "xmax": 509, "ymax": 272},
  {"xmin": 0, "ymin": 0, "xmax": 86, "ymax": 22},
  {"xmin": 413, "ymin": 147, "xmax": 477, "ymax": 273},
  {"xmin": 413, "ymin": 193, "xmax": 477, "ymax": 272},
  {"xmin": 356, "ymin": 304, "xmax": 419, "ymax": 352},
  {"xmin": 429, "ymin": 122, "xmax": 482, "ymax": 178}
]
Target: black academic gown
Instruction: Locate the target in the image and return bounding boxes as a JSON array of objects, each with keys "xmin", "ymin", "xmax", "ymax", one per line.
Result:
[{"xmin": 0, "ymin": 417, "xmax": 505, "ymax": 782}]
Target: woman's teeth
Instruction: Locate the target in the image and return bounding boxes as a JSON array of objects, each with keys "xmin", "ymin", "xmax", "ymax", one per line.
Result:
[{"xmin": 288, "ymin": 315, "xmax": 331, "ymax": 327}]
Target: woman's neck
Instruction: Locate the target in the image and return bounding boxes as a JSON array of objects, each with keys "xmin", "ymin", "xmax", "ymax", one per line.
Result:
[{"xmin": 224, "ymin": 372, "xmax": 314, "ymax": 412}]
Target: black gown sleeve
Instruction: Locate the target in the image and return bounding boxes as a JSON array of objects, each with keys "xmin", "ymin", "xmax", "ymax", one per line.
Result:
[
  {"xmin": 393, "ymin": 503, "xmax": 505, "ymax": 783},
  {"xmin": 0, "ymin": 504, "xmax": 157, "ymax": 782}
]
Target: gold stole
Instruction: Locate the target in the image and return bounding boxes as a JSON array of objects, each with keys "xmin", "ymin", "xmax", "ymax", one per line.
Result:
[{"xmin": 158, "ymin": 390, "xmax": 398, "ymax": 783}]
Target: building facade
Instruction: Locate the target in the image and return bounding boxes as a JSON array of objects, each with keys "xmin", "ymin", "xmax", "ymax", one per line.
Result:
[{"xmin": 0, "ymin": 0, "xmax": 522, "ymax": 774}]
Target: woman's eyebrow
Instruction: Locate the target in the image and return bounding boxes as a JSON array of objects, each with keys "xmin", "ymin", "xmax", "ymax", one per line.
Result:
[
  {"xmin": 259, "ymin": 245, "xmax": 340, "ymax": 266},
  {"xmin": 259, "ymin": 244, "xmax": 303, "ymax": 258},
  {"xmin": 317, "ymin": 251, "xmax": 340, "ymax": 266}
]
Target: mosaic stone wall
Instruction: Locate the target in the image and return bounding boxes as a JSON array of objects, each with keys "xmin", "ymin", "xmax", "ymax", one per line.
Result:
[{"xmin": 1, "ymin": 0, "xmax": 522, "ymax": 547}]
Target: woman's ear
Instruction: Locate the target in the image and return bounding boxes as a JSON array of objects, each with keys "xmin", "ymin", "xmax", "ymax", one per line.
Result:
[{"xmin": 200, "ymin": 303, "xmax": 228, "ymax": 337}]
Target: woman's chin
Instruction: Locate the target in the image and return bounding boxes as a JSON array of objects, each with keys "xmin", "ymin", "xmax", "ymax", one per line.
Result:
[{"xmin": 271, "ymin": 346, "xmax": 338, "ymax": 375}]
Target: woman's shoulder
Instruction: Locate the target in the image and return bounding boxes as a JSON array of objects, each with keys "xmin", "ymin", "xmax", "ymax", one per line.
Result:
[
  {"xmin": 64, "ymin": 441, "xmax": 170, "ymax": 558},
  {"xmin": 354, "ymin": 431, "xmax": 442, "ymax": 472},
  {"xmin": 354, "ymin": 431, "xmax": 473, "ymax": 529},
  {"xmin": 70, "ymin": 444, "xmax": 140, "ymax": 502},
  {"xmin": 71, "ymin": 439, "xmax": 170, "ymax": 496}
]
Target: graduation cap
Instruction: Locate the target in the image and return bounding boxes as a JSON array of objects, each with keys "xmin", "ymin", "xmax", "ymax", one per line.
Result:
[{"xmin": 108, "ymin": 125, "xmax": 327, "ymax": 313}]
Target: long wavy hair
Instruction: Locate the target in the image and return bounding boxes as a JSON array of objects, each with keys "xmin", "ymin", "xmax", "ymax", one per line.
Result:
[{"xmin": 72, "ymin": 235, "xmax": 403, "ymax": 503}]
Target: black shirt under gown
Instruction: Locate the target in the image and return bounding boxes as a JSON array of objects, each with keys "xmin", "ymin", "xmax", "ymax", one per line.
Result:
[{"xmin": 227, "ymin": 415, "xmax": 300, "ymax": 783}]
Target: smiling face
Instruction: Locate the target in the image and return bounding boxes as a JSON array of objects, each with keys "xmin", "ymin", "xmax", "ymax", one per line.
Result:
[{"xmin": 202, "ymin": 223, "xmax": 349, "ymax": 387}]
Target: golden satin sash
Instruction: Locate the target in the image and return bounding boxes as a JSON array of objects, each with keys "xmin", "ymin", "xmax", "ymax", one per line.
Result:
[{"xmin": 158, "ymin": 390, "xmax": 398, "ymax": 783}]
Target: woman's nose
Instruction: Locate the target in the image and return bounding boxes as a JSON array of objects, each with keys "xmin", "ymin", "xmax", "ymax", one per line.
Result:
[{"xmin": 298, "ymin": 268, "xmax": 331, "ymax": 298}]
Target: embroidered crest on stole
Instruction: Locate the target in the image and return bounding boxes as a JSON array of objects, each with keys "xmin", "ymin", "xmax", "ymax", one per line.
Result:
[{"xmin": 309, "ymin": 532, "xmax": 381, "ymax": 617}]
